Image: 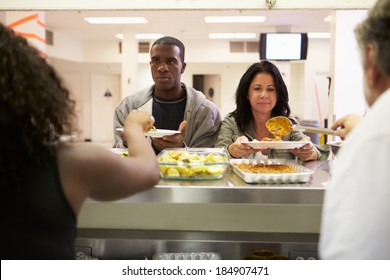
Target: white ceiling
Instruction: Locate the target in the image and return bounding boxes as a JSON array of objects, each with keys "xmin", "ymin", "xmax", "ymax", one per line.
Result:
[{"xmin": 44, "ymin": 9, "xmax": 332, "ymax": 42}]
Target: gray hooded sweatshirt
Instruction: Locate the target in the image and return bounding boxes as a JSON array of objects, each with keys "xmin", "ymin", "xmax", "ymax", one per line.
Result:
[{"xmin": 113, "ymin": 83, "xmax": 221, "ymax": 149}]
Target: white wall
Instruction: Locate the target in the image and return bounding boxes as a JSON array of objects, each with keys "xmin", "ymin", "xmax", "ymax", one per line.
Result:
[
  {"xmin": 135, "ymin": 61, "xmax": 326, "ymax": 120},
  {"xmin": 49, "ymin": 58, "xmax": 122, "ymax": 142},
  {"xmin": 0, "ymin": 2, "xmax": 373, "ymax": 143},
  {"xmin": 132, "ymin": 39, "xmax": 330, "ymax": 120},
  {"xmin": 91, "ymin": 74, "xmax": 121, "ymax": 142},
  {"xmin": 329, "ymin": 10, "xmax": 368, "ymax": 124},
  {"xmin": 303, "ymin": 39, "xmax": 332, "ymax": 124},
  {"xmin": 204, "ymin": 75, "xmax": 221, "ymax": 108},
  {"xmin": 59, "ymin": 72, "xmax": 85, "ymax": 138},
  {"xmin": 83, "ymin": 40, "xmax": 122, "ymax": 63},
  {"xmin": 47, "ymin": 30, "xmax": 83, "ymax": 62},
  {"xmin": 183, "ymin": 62, "xmax": 251, "ymax": 118},
  {"xmin": 48, "ymin": 36, "xmax": 331, "ymax": 142},
  {"xmin": 0, "ymin": 0, "xmax": 376, "ymax": 10}
]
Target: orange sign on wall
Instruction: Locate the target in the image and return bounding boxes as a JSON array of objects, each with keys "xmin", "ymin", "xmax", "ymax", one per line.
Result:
[{"xmin": 6, "ymin": 12, "xmax": 46, "ymax": 57}]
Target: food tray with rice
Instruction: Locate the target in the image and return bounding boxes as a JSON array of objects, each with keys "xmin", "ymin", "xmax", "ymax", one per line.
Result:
[
  {"xmin": 157, "ymin": 148, "xmax": 229, "ymax": 180},
  {"xmin": 230, "ymin": 158, "xmax": 313, "ymax": 184}
]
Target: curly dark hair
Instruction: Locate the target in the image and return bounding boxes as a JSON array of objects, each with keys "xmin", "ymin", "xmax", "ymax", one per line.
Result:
[
  {"xmin": 229, "ymin": 61, "xmax": 291, "ymax": 133},
  {"xmin": 0, "ymin": 23, "xmax": 76, "ymax": 186}
]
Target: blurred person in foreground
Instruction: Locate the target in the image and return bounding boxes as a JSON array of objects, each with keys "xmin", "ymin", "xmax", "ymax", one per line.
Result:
[
  {"xmin": 114, "ymin": 36, "xmax": 221, "ymax": 153},
  {"xmin": 0, "ymin": 23, "xmax": 160, "ymax": 259},
  {"xmin": 320, "ymin": 0, "xmax": 390, "ymax": 259},
  {"xmin": 215, "ymin": 61, "xmax": 329, "ymax": 161}
]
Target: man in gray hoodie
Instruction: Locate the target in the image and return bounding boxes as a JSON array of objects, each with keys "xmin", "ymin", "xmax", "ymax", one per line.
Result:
[{"xmin": 114, "ymin": 36, "xmax": 221, "ymax": 153}]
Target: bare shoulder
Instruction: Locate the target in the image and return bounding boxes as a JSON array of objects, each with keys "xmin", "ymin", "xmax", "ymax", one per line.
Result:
[
  {"xmin": 59, "ymin": 144, "xmax": 101, "ymax": 164},
  {"xmin": 56, "ymin": 144, "xmax": 113, "ymax": 214},
  {"xmin": 57, "ymin": 144, "xmax": 126, "ymax": 213}
]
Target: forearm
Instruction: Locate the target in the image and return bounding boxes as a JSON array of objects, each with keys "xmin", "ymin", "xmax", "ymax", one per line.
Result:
[{"xmin": 123, "ymin": 125, "xmax": 155, "ymax": 161}]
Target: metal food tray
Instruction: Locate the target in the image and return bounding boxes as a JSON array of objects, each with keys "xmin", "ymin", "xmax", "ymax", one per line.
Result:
[
  {"xmin": 153, "ymin": 252, "xmax": 221, "ymax": 260},
  {"xmin": 230, "ymin": 159, "xmax": 313, "ymax": 184}
]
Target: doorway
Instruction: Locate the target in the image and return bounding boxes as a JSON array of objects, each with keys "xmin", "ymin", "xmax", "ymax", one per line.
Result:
[
  {"xmin": 91, "ymin": 73, "xmax": 121, "ymax": 143},
  {"xmin": 192, "ymin": 74, "xmax": 221, "ymax": 108}
]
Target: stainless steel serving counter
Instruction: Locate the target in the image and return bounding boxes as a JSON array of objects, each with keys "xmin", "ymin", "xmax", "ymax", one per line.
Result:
[{"xmin": 76, "ymin": 160, "xmax": 330, "ymax": 260}]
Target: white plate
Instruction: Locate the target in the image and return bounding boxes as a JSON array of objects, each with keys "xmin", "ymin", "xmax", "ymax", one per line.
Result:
[
  {"xmin": 242, "ymin": 140, "xmax": 309, "ymax": 149},
  {"xmin": 109, "ymin": 148, "xmax": 127, "ymax": 154},
  {"xmin": 116, "ymin": 128, "xmax": 180, "ymax": 138},
  {"xmin": 109, "ymin": 148, "xmax": 128, "ymax": 157},
  {"xmin": 145, "ymin": 129, "xmax": 181, "ymax": 138}
]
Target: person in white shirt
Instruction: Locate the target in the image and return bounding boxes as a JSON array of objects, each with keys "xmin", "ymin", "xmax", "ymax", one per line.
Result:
[{"xmin": 319, "ymin": 0, "xmax": 390, "ymax": 259}]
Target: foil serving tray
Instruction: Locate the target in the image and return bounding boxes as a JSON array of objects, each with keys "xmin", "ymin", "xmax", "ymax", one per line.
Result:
[{"xmin": 230, "ymin": 158, "xmax": 313, "ymax": 184}]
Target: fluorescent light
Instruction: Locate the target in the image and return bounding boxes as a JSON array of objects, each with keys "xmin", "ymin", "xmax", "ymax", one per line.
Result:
[
  {"xmin": 209, "ymin": 33, "xmax": 256, "ymax": 39},
  {"xmin": 308, "ymin": 32, "xmax": 331, "ymax": 39},
  {"xmin": 209, "ymin": 33, "xmax": 235, "ymax": 39},
  {"xmin": 136, "ymin": 33, "xmax": 164, "ymax": 40},
  {"xmin": 205, "ymin": 16, "xmax": 265, "ymax": 23},
  {"xmin": 115, "ymin": 33, "xmax": 124, "ymax": 40},
  {"xmin": 84, "ymin": 17, "xmax": 147, "ymax": 24},
  {"xmin": 234, "ymin": 33, "xmax": 257, "ymax": 39},
  {"xmin": 115, "ymin": 33, "xmax": 163, "ymax": 40}
]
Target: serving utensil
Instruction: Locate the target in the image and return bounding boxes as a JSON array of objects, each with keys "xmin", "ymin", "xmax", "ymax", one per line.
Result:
[
  {"xmin": 292, "ymin": 124, "xmax": 334, "ymax": 135},
  {"xmin": 266, "ymin": 116, "xmax": 335, "ymax": 136}
]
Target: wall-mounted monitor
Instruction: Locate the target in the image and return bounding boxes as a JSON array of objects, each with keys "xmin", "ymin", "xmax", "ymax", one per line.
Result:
[{"xmin": 259, "ymin": 33, "xmax": 308, "ymax": 61}]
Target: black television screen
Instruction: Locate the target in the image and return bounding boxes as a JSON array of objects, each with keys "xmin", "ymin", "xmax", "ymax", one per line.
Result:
[{"xmin": 259, "ymin": 33, "xmax": 308, "ymax": 61}]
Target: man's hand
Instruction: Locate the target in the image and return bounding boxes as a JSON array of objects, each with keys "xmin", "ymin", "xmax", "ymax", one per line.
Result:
[
  {"xmin": 331, "ymin": 114, "xmax": 362, "ymax": 140},
  {"xmin": 151, "ymin": 120, "xmax": 187, "ymax": 151}
]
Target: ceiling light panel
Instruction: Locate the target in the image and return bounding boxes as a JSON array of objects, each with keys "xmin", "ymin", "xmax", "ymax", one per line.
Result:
[
  {"xmin": 136, "ymin": 34, "xmax": 164, "ymax": 40},
  {"xmin": 115, "ymin": 33, "xmax": 124, "ymax": 40},
  {"xmin": 209, "ymin": 33, "xmax": 257, "ymax": 39},
  {"xmin": 205, "ymin": 16, "xmax": 265, "ymax": 23},
  {"xmin": 234, "ymin": 33, "xmax": 257, "ymax": 39},
  {"xmin": 84, "ymin": 17, "xmax": 148, "ymax": 24}
]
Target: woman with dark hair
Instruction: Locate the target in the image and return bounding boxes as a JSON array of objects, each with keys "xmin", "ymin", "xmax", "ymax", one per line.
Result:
[
  {"xmin": 216, "ymin": 61, "xmax": 328, "ymax": 161},
  {"xmin": 0, "ymin": 23, "xmax": 160, "ymax": 259}
]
